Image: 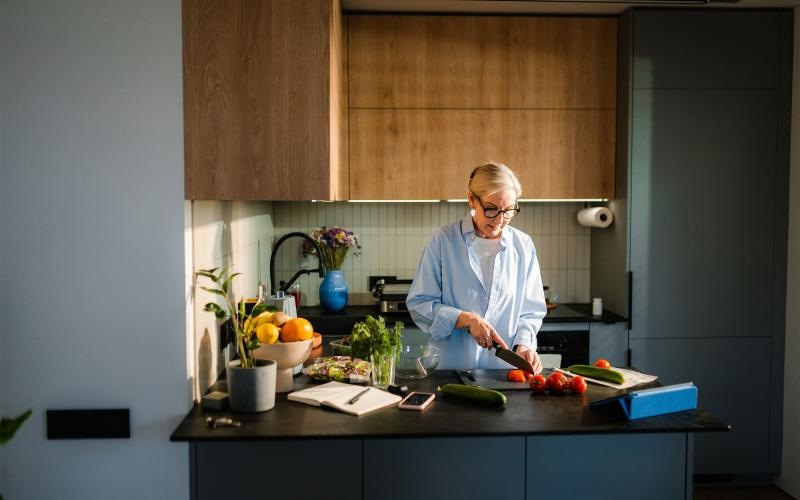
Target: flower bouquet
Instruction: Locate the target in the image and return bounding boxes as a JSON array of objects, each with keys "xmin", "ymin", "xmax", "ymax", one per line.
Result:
[{"xmin": 303, "ymin": 226, "xmax": 361, "ymax": 270}]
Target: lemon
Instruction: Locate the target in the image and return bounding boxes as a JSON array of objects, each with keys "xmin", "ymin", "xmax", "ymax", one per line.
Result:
[
  {"xmin": 255, "ymin": 311, "xmax": 274, "ymax": 327},
  {"xmin": 256, "ymin": 323, "xmax": 280, "ymax": 344}
]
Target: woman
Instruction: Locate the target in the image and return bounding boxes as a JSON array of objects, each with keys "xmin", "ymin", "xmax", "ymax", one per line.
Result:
[{"xmin": 406, "ymin": 162, "xmax": 547, "ymax": 373}]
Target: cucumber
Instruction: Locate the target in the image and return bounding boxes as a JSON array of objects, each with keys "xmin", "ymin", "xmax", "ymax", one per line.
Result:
[
  {"xmin": 438, "ymin": 384, "xmax": 507, "ymax": 407},
  {"xmin": 567, "ymin": 365, "xmax": 625, "ymax": 385}
]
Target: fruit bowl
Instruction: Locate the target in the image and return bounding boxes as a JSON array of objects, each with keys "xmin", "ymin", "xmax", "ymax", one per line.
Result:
[
  {"xmin": 396, "ymin": 344, "xmax": 441, "ymax": 380},
  {"xmin": 253, "ymin": 339, "xmax": 313, "ymax": 392}
]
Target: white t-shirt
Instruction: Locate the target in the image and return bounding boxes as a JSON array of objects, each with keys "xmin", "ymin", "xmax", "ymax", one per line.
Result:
[{"xmin": 473, "ymin": 236, "xmax": 502, "ymax": 294}]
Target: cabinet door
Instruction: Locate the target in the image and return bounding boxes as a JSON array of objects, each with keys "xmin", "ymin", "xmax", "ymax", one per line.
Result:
[
  {"xmin": 629, "ymin": 89, "xmax": 776, "ymax": 340},
  {"xmin": 630, "ymin": 337, "xmax": 770, "ymax": 475},
  {"xmin": 349, "ymin": 15, "xmax": 616, "ymax": 109},
  {"xmin": 349, "ymin": 109, "xmax": 615, "ymax": 200},
  {"xmin": 183, "ymin": 0, "xmax": 345, "ymax": 200},
  {"xmin": 364, "ymin": 437, "xmax": 525, "ymax": 500},
  {"xmin": 195, "ymin": 440, "xmax": 362, "ymax": 499},
  {"xmin": 633, "ymin": 11, "xmax": 780, "ymax": 90},
  {"xmin": 589, "ymin": 322, "xmax": 627, "ymax": 367},
  {"xmin": 348, "ymin": 14, "xmax": 617, "ymax": 201}
]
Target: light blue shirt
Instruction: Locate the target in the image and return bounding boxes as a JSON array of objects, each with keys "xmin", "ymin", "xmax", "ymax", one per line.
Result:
[{"xmin": 406, "ymin": 214, "xmax": 547, "ymax": 369}]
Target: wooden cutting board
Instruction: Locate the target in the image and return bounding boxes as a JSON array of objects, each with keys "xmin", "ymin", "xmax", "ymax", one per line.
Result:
[{"xmin": 456, "ymin": 369, "xmax": 530, "ymax": 391}]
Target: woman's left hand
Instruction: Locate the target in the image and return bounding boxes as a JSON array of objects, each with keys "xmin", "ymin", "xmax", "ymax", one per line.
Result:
[{"xmin": 514, "ymin": 345, "xmax": 543, "ymax": 375}]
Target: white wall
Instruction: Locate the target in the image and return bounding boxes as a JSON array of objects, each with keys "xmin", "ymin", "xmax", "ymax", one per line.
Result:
[
  {"xmin": 0, "ymin": 1, "xmax": 188, "ymax": 499},
  {"xmin": 776, "ymin": 7, "xmax": 800, "ymax": 498},
  {"xmin": 0, "ymin": 0, "xmax": 4, "ymax": 488},
  {"xmin": 189, "ymin": 201, "xmax": 274, "ymax": 399}
]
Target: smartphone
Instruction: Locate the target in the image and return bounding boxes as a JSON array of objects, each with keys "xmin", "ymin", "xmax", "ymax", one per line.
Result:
[{"xmin": 398, "ymin": 392, "xmax": 435, "ymax": 411}]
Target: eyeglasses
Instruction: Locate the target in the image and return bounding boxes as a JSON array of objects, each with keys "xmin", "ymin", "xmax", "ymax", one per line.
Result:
[{"xmin": 472, "ymin": 193, "xmax": 520, "ymax": 220}]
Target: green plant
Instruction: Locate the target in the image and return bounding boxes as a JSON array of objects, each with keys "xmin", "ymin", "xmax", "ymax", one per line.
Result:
[
  {"xmin": 195, "ymin": 268, "xmax": 272, "ymax": 368},
  {"xmin": 1, "ymin": 409, "xmax": 32, "ymax": 500},
  {"xmin": 350, "ymin": 315, "xmax": 403, "ymax": 380}
]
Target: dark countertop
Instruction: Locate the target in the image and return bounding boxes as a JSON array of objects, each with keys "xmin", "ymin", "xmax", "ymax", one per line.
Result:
[
  {"xmin": 170, "ymin": 368, "xmax": 727, "ymax": 442},
  {"xmin": 299, "ymin": 302, "xmax": 626, "ymax": 335}
]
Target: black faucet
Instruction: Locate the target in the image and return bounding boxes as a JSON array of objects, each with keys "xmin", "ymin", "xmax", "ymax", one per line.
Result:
[{"xmin": 269, "ymin": 232, "xmax": 326, "ymax": 294}]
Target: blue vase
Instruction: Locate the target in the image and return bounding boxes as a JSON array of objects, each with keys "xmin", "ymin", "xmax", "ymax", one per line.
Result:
[{"xmin": 319, "ymin": 270, "xmax": 348, "ymax": 312}]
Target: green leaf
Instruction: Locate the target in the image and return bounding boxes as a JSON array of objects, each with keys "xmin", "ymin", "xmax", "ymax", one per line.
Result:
[
  {"xmin": 246, "ymin": 339, "xmax": 260, "ymax": 351},
  {"xmin": 220, "ymin": 273, "xmax": 242, "ymax": 294},
  {"xmin": 200, "ymin": 286, "xmax": 226, "ymax": 297},
  {"xmin": 250, "ymin": 303, "xmax": 268, "ymax": 317},
  {"xmin": 194, "ymin": 270, "xmax": 218, "ymax": 281},
  {"xmin": 0, "ymin": 409, "xmax": 32, "ymax": 446},
  {"xmin": 265, "ymin": 305, "xmax": 279, "ymax": 313},
  {"xmin": 203, "ymin": 303, "xmax": 223, "ymax": 313},
  {"xmin": 214, "ymin": 266, "xmax": 229, "ymax": 283},
  {"xmin": 214, "ymin": 309, "xmax": 227, "ymax": 319}
]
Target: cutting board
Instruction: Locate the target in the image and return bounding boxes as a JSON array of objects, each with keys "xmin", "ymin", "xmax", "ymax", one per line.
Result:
[{"xmin": 456, "ymin": 369, "xmax": 530, "ymax": 391}]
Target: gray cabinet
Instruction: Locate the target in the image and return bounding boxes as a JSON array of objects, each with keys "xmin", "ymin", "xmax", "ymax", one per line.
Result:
[
  {"xmin": 631, "ymin": 337, "xmax": 770, "ymax": 475},
  {"xmin": 589, "ymin": 322, "xmax": 627, "ymax": 367},
  {"xmin": 629, "ymin": 88, "xmax": 777, "ymax": 340},
  {"xmin": 194, "ymin": 440, "xmax": 362, "ymax": 500},
  {"xmin": 364, "ymin": 437, "xmax": 525, "ymax": 500},
  {"xmin": 593, "ymin": 9, "xmax": 792, "ymax": 476},
  {"xmin": 632, "ymin": 11, "xmax": 780, "ymax": 90}
]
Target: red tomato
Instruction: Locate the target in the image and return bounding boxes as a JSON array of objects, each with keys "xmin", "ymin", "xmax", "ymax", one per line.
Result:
[
  {"xmin": 507, "ymin": 369, "xmax": 526, "ymax": 383},
  {"xmin": 594, "ymin": 359, "xmax": 611, "ymax": 369},
  {"xmin": 569, "ymin": 375, "xmax": 588, "ymax": 394},
  {"xmin": 546, "ymin": 372, "xmax": 567, "ymax": 393},
  {"xmin": 529, "ymin": 374, "xmax": 547, "ymax": 393},
  {"xmin": 525, "ymin": 372, "xmax": 535, "ymax": 381}
]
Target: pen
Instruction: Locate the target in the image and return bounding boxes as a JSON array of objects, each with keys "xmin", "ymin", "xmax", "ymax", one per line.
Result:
[{"xmin": 348, "ymin": 387, "xmax": 370, "ymax": 405}]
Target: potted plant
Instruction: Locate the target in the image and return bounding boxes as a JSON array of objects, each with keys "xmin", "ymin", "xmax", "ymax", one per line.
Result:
[
  {"xmin": 195, "ymin": 268, "xmax": 277, "ymax": 412},
  {"xmin": 1, "ymin": 409, "xmax": 31, "ymax": 500},
  {"xmin": 303, "ymin": 226, "xmax": 361, "ymax": 312},
  {"xmin": 350, "ymin": 315, "xmax": 403, "ymax": 389}
]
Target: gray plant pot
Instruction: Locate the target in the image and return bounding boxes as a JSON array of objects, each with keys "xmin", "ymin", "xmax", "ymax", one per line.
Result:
[{"xmin": 226, "ymin": 359, "xmax": 277, "ymax": 413}]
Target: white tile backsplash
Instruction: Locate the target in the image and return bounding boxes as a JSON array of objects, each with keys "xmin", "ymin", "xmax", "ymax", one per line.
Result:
[{"xmin": 270, "ymin": 201, "xmax": 592, "ymax": 307}]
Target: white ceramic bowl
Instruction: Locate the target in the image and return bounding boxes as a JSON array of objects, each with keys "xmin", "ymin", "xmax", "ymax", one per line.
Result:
[{"xmin": 253, "ymin": 339, "xmax": 313, "ymax": 392}]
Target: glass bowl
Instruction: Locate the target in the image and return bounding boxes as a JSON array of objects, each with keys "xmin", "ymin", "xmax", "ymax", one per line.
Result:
[
  {"xmin": 396, "ymin": 344, "xmax": 441, "ymax": 380},
  {"xmin": 329, "ymin": 338, "xmax": 352, "ymax": 357}
]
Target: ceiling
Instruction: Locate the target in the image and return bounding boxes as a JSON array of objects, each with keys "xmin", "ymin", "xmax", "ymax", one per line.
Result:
[{"xmin": 342, "ymin": 0, "xmax": 800, "ymax": 14}]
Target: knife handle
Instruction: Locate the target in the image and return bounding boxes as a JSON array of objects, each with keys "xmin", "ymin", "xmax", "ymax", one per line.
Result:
[{"xmin": 387, "ymin": 384, "xmax": 408, "ymax": 396}]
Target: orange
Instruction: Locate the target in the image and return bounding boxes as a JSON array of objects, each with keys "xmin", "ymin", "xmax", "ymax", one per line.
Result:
[{"xmin": 280, "ymin": 318, "xmax": 314, "ymax": 342}]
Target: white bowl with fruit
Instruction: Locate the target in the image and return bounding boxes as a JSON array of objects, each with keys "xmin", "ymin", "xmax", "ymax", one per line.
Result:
[{"xmin": 251, "ymin": 311, "xmax": 315, "ymax": 392}]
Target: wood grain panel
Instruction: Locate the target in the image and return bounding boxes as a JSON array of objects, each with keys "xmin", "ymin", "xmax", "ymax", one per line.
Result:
[
  {"xmin": 184, "ymin": 0, "xmax": 343, "ymax": 200},
  {"xmin": 349, "ymin": 15, "xmax": 617, "ymax": 109},
  {"xmin": 349, "ymin": 109, "xmax": 615, "ymax": 200}
]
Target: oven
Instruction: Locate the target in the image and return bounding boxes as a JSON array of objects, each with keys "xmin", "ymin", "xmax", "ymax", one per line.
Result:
[{"xmin": 537, "ymin": 322, "xmax": 590, "ymax": 367}]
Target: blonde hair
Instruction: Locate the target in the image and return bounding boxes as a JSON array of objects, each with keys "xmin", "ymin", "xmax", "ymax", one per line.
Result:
[{"xmin": 468, "ymin": 162, "xmax": 522, "ymax": 199}]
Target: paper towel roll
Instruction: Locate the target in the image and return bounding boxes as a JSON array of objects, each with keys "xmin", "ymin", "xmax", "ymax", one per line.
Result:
[{"xmin": 577, "ymin": 207, "xmax": 613, "ymax": 228}]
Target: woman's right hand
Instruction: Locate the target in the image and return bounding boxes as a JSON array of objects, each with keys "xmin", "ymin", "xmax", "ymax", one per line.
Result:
[{"xmin": 457, "ymin": 312, "xmax": 509, "ymax": 350}]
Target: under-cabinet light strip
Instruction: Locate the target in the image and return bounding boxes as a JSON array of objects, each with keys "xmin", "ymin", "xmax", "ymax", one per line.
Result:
[{"xmin": 340, "ymin": 198, "xmax": 608, "ymax": 203}]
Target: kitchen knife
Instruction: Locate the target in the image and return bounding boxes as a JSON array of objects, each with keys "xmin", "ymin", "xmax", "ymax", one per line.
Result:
[{"xmin": 492, "ymin": 343, "xmax": 535, "ymax": 374}]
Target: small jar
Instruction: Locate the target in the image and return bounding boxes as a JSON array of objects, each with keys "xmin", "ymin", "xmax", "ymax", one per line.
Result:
[{"xmin": 592, "ymin": 298, "xmax": 603, "ymax": 316}]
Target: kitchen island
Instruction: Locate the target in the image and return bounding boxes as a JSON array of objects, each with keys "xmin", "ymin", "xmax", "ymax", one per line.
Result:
[{"xmin": 171, "ymin": 368, "xmax": 727, "ymax": 500}]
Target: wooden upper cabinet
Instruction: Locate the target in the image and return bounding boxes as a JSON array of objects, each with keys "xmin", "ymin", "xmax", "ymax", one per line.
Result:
[
  {"xmin": 350, "ymin": 109, "xmax": 616, "ymax": 200},
  {"xmin": 183, "ymin": 0, "xmax": 347, "ymax": 200},
  {"xmin": 348, "ymin": 15, "xmax": 617, "ymax": 200},
  {"xmin": 349, "ymin": 15, "xmax": 617, "ymax": 110}
]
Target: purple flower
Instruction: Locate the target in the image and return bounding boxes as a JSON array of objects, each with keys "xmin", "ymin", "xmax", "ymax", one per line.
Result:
[{"xmin": 303, "ymin": 226, "xmax": 361, "ymax": 270}]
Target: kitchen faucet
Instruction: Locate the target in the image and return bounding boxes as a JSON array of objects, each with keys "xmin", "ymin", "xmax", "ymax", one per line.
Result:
[{"xmin": 269, "ymin": 232, "xmax": 326, "ymax": 294}]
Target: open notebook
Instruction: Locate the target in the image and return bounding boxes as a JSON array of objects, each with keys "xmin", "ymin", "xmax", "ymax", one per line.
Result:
[{"xmin": 288, "ymin": 381, "xmax": 402, "ymax": 416}]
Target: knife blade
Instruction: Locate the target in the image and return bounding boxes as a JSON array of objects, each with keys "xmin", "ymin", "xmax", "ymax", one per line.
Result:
[
  {"xmin": 493, "ymin": 343, "xmax": 535, "ymax": 374},
  {"xmin": 456, "ymin": 369, "xmax": 476, "ymax": 385}
]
